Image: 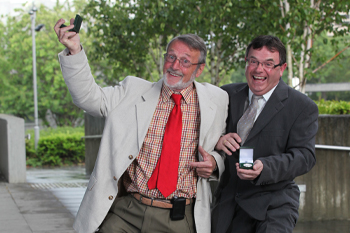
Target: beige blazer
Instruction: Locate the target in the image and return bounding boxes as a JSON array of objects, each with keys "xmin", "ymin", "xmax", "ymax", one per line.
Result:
[{"xmin": 59, "ymin": 48, "xmax": 228, "ymax": 233}]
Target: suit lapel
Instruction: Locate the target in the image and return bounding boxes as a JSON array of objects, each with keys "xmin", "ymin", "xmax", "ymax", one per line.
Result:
[
  {"xmin": 246, "ymin": 80, "xmax": 289, "ymax": 143},
  {"xmin": 136, "ymin": 79, "xmax": 163, "ymax": 150},
  {"xmin": 230, "ymin": 85, "xmax": 249, "ymax": 131},
  {"xmin": 195, "ymin": 82, "xmax": 216, "ymax": 153}
]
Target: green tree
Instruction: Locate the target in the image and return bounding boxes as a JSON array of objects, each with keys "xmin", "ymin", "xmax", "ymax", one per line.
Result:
[
  {"xmin": 0, "ymin": 0, "xmax": 102, "ymax": 126},
  {"xmin": 82, "ymin": 0, "xmax": 350, "ymax": 91},
  {"xmin": 275, "ymin": 0, "xmax": 350, "ymax": 93},
  {"xmin": 307, "ymin": 33, "xmax": 350, "ymax": 100}
]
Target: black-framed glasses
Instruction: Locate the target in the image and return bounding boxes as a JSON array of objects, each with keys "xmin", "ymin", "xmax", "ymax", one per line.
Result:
[
  {"xmin": 246, "ymin": 58, "xmax": 283, "ymax": 70},
  {"xmin": 164, "ymin": 53, "xmax": 204, "ymax": 68}
]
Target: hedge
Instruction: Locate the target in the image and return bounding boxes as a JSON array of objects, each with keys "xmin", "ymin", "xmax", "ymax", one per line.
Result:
[
  {"xmin": 25, "ymin": 100, "xmax": 348, "ymax": 167},
  {"xmin": 26, "ymin": 132, "xmax": 85, "ymax": 167},
  {"xmin": 315, "ymin": 99, "xmax": 350, "ymax": 115}
]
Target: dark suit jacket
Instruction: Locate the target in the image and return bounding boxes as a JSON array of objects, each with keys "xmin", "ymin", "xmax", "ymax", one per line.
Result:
[{"xmin": 212, "ymin": 80, "xmax": 318, "ymax": 233}]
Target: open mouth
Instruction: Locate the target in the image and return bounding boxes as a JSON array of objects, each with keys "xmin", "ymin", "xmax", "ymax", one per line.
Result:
[
  {"xmin": 168, "ymin": 71, "xmax": 183, "ymax": 77},
  {"xmin": 253, "ymin": 76, "xmax": 266, "ymax": 80}
]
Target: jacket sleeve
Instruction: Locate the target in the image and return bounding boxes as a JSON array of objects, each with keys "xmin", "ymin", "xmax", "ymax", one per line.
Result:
[
  {"xmin": 58, "ymin": 48, "xmax": 128, "ymax": 118},
  {"xmin": 255, "ymin": 99, "xmax": 318, "ymax": 185}
]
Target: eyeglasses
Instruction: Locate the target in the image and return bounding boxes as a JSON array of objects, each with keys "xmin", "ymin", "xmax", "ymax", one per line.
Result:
[
  {"xmin": 164, "ymin": 53, "xmax": 204, "ymax": 68},
  {"xmin": 246, "ymin": 58, "xmax": 283, "ymax": 70}
]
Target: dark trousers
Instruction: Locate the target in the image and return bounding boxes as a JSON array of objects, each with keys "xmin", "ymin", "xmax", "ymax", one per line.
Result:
[
  {"xmin": 212, "ymin": 201, "xmax": 297, "ymax": 233},
  {"xmin": 99, "ymin": 194, "xmax": 195, "ymax": 233}
]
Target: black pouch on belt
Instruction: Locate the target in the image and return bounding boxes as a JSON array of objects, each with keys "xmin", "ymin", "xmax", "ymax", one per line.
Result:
[{"xmin": 170, "ymin": 196, "xmax": 186, "ymax": 220}]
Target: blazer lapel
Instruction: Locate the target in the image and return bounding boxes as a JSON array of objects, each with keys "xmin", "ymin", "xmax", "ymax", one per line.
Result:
[
  {"xmin": 136, "ymin": 79, "xmax": 163, "ymax": 150},
  {"xmin": 195, "ymin": 82, "xmax": 216, "ymax": 156},
  {"xmin": 246, "ymin": 80, "xmax": 289, "ymax": 143}
]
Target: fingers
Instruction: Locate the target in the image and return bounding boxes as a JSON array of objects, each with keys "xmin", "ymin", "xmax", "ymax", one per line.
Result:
[
  {"xmin": 53, "ymin": 18, "xmax": 65, "ymax": 36},
  {"xmin": 235, "ymin": 161, "xmax": 263, "ymax": 180},
  {"xmin": 216, "ymin": 133, "xmax": 242, "ymax": 155},
  {"xmin": 198, "ymin": 146, "xmax": 209, "ymax": 161},
  {"xmin": 190, "ymin": 147, "xmax": 217, "ymax": 179},
  {"xmin": 54, "ymin": 18, "xmax": 81, "ymax": 53},
  {"xmin": 192, "ymin": 165, "xmax": 212, "ymax": 179}
]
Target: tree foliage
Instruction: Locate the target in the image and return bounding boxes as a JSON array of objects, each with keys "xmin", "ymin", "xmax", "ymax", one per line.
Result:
[
  {"xmin": 82, "ymin": 0, "xmax": 350, "ymax": 89},
  {"xmin": 1, "ymin": 0, "xmax": 349, "ymax": 126},
  {"xmin": 0, "ymin": 0, "xmax": 97, "ymax": 126},
  {"xmin": 271, "ymin": 0, "xmax": 350, "ymax": 92}
]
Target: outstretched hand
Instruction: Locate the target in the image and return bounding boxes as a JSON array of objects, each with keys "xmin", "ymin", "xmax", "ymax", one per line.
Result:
[
  {"xmin": 53, "ymin": 18, "xmax": 81, "ymax": 55},
  {"xmin": 189, "ymin": 146, "xmax": 217, "ymax": 178}
]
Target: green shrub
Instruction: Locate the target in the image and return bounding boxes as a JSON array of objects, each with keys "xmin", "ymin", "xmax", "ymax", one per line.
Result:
[
  {"xmin": 26, "ymin": 127, "xmax": 85, "ymax": 167},
  {"xmin": 315, "ymin": 99, "xmax": 350, "ymax": 115}
]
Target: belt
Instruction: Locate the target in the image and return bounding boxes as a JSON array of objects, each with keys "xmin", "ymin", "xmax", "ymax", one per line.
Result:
[{"xmin": 131, "ymin": 193, "xmax": 192, "ymax": 209}]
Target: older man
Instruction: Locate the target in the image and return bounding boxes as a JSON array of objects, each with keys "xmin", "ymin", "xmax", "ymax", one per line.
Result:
[
  {"xmin": 54, "ymin": 18, "xmax": 228, "ymax": 233},
  {"xmin": 212, "ymin": 35, "xmax": 318, "ymax": 233}
]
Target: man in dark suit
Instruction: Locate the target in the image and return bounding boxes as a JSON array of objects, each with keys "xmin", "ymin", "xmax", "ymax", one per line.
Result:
[{"xmin": 211, "ymin": 35, "xmax": 318, "ymax": 233}]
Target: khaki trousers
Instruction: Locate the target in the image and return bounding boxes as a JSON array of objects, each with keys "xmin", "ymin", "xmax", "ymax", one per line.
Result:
[{"xmin": 98, "ymin": 194, "xmax": 195, "ymax": 233}]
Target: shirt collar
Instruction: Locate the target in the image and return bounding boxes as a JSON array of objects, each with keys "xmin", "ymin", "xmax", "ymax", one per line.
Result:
[
  {"xmin": 161, "ymin": 83, "xmax": 195, "ymax": 104},
  {"xmin": 248, "ymin": 82, "xmax": 278, "ymax": 104}
]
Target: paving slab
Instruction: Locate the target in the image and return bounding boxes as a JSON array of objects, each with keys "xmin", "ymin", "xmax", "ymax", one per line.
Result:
[
  {"xmin": 0, "ymin": 168, "xmax": 78, "ymax": 233},
  {"xmin": 2, "ymin": 166, "xmax": 350, "ymax": 233}
]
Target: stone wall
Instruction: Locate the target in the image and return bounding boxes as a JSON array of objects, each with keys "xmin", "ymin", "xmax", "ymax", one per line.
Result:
[
  {"xmin": 84, "ymin": 113, "xmax": 350, "ymax": 221},
  {"xmin": 295, "ymin": 115, "xmax": 350, "ymax": 221},
  {"xmin": 0, "ymin": 114, "xmax": 26, "ymax": 183}
]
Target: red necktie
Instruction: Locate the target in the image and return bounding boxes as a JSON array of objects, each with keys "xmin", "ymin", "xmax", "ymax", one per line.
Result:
[{"xmin": 148, "ymin": 94, "xmax": 182, "ymax": 198}]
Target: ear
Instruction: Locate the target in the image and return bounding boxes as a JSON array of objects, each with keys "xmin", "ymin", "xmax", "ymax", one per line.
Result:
[
  {"xmin": 195, "ymin": 63, "xmax": 206, "ymax": 77},
  {"xmin": 279, "ymin": 63, "xmax": 287, "ymax": 76}
]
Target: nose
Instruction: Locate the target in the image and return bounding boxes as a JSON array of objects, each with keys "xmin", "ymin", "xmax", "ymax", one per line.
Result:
[
  {"xmin": 255, "ymin": 61, "xmax": 264, "ymax": 72},
  {"xmin": 171, "ymin": 58, "xmax": 181, "ymax": 69}
]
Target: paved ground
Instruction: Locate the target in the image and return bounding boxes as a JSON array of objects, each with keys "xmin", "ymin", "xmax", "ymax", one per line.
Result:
[
  {"xmin": 0, "ymin": 166, "xmax": 88, "ymax": 233},
  {"xmin": 0, "ymin": 166, "xmax": 349, "ymax": 232}
]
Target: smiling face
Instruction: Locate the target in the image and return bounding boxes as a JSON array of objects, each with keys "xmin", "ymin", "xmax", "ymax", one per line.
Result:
[
  {"xmin": 245, "ymin": 46, "xmax": 287, "ymax": 96},
  {"xmin": 163, "ymin": 40, "xmax": 204, "ymax": 91}
]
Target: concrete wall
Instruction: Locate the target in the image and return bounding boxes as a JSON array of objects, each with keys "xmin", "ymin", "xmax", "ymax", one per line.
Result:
[
  {"xmin": 84, "ymin": 113, "xmax": 350, "ymax": 221},
  {"xmin": 0, "ymin": 114, "xmax": 26, "ymax": 183},
  {"xmin": 295, "ymin": 115, "xmax": 350, "ymax": 221}
]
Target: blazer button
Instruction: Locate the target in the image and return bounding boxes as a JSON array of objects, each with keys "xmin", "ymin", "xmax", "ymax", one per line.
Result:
[
  {"xmin": 108, "ymin": 195, "xmax": 114, "ymax": 200},
  {"xmin": 128, "ymin": 155, "xmax": 133, "ymax": 160},
  {"xmin": 113, "ymin": 176, "xmax": 117, "ymax": 181}
]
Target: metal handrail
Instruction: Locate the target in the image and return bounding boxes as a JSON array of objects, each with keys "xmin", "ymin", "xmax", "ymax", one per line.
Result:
[
  {"xmin": 315, "ymin": 144, "xmax": 350, "ymax": 151},
  {"xmin": 81, "ymin": 135, "xmax": 102, "ymax": 139},
  {"xmin": 80, "ymin": 136, "xmax": 350, "ymax": 152}
]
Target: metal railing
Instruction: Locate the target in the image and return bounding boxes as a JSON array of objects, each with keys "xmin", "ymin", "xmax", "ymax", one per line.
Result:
[
  {"xmin": 80, "ymin": 135, "xmax": 350, "ymax": 152},
  {"xmin": 81, "ymin": 135, "xmax": 103, "ymax": 139},
  {"xmin": 315, "ymin": 144, "xmax": 350, "ymax": 151}
]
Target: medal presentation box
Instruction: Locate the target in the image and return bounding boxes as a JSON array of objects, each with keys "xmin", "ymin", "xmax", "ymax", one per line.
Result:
[
  {"xmin": 239, "ymin": 147, "xmax": 254, "ymax": 170},
  {"xmin": 59, "ymin": 14, "xmax": 83, "ymax": 33}
]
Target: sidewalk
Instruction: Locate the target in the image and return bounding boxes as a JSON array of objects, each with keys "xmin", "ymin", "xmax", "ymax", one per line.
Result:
[
  {"xmin": 0, "ymin": 166, "xmax": 88, "ymax": 233},
  {"xmin": 1, "ymin": 166, "xmax": 349, "ymax": 233}
]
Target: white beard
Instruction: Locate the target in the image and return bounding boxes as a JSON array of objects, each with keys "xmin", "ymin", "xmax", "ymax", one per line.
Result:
[{"xmin": 163, "ymin": 69, "xmax": 197, "ymax": 91}]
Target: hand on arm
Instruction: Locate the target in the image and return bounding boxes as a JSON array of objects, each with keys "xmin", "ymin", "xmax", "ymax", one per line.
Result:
[
  {"xmin": 189, "ymin": 146, "xmax": 217, "ymax": 179},
  {"xmin": 235, "ymin": 160, "xmax": 263, "ymax": 180},
  {"xmin": 54, "ymin": 18, "xmax": 81, "ymax": 55},
  {"xmin": 215, "ymin": 133, "xmax": 242, "ymax": 155}
]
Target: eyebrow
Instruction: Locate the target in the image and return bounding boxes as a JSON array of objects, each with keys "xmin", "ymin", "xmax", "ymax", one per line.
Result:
[
  {"xmin": 249, "ymin": 56, "xmax": 275, "ymax": 62},
  {"xmin": 168, "ymin": 49, "xmax": 192, "ymax": 58}
]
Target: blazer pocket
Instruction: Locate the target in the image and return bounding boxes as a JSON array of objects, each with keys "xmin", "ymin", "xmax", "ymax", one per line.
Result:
[{"xmin": 87, "ymin": 174, "xmax": 97, "ymax": 191}]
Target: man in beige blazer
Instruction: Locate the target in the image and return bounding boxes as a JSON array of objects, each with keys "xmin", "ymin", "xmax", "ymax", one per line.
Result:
[{"xmin": 54, "ymin": 18, "xmax": 228, "ymax": 233}]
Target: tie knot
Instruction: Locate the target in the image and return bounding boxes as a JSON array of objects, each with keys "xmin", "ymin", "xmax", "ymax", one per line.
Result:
[
  {"xmin": 251, "ymin": 94, "xmax": 263, "ymax": 102},
  {"xmin": 171, "ymin": 94, "xmax": 182, "ymax": 106}
]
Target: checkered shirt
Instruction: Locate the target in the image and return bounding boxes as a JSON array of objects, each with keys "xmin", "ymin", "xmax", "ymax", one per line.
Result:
[{"xmin": 124, "ymin": 83, "xmax": 200, "ymax": 199}]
